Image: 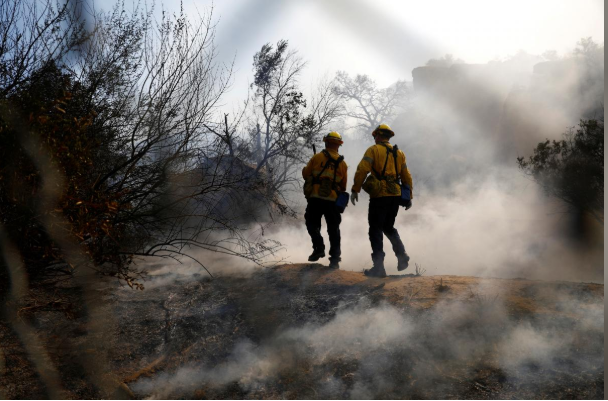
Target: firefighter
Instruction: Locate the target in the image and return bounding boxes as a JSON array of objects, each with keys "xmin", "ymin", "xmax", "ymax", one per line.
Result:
[
  {"xmin": 302, "ymin": 131, "xmax": 348, "ymax": 269},
  {"xmin": 350, "ymin": 124, "xmax": 413, "ymax": 277}
]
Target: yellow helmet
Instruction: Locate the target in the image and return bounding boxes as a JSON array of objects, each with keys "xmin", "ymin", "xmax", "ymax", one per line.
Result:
[
  {"xmin": 323, "ymin": 131, "xmax": 343, "ymax": 144},
  {"xmin": 372, "ymin": 124, "xmax": 394, "ymax": 138}
]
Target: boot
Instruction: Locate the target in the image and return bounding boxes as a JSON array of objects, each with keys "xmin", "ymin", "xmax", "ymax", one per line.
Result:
[
  {"xmin": 364, "ymin": 267, "xmax": 387, "ymax": 278},
  {"xmin": 308, "ymin": 248, "xmax": 326, "ymax": 262},
  {"xmin": 364, "ymin": 253, "xmax": 386, "ymax": 278},
  {"xmin": 397, "ymin": 253, "xmax": 410, "ymax": 271},
  {"xmin": 328, "ymin": 257, "xmax": 340, "ymax": 269}
]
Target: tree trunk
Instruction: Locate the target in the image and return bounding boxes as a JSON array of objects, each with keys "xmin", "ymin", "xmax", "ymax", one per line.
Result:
[{"xmin": 256, "ymin": 123, "xmax": 262, "ymax": 164}]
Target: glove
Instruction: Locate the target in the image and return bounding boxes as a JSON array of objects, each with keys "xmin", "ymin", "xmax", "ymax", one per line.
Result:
[
  {"xmin": 404, "ymin": 199, "xmax": 412, "ymax": 210},
  {"xmin": 350, "ymin": 191, "xmax": 358, "ymax": 206}
]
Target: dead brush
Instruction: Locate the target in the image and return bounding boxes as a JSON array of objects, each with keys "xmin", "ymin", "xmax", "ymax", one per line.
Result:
[
  {"xmin": 467, "ymin": 287, "xmax": 500, "ymax": 312},
  {"xmin": 414, "ymin": 263, "xmax": 426, "ymax": 276},
  {"xmin": 403, "ymin": 284, "xmax": 423, "ymax": 308},
  {"xmin": 435, "ymin": 278, "xmax": 450, "ymax": 293},
  {"xmin": 16, "ymin": 288, "xmax": 76, "ymax": 319}
]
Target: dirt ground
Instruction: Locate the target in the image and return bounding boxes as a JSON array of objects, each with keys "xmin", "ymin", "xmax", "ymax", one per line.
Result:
[{"xmin": 0, "ymin": 263, "xmax": 604, "ymax": 399}]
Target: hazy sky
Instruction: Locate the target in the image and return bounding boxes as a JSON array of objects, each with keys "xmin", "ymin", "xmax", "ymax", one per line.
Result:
[{"xmin": 174, "ymin": 0, "xmax": 603, "ymax": 104}]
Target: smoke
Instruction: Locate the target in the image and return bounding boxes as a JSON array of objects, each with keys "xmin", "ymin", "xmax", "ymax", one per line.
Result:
[
  {"xmin": 133, "ymin": 304, "xmax": 411, "ymax": 397},
  {"xmin": 131, "ymin": 36, "xmax": 603, "ymax": 286},
  {"xmin": 257, "ymin": 43, "xmax": 604, "ymax": 283},
  {"xmin": 131, "ymin": 289, "xmax": 603, "ymax": 399},
  {"xmin": 125, "ymin": 41, "xmax": 604, "ymax": 399},
  {"xmin": 168, "ymin": 163, "xmax": 602, "ymax": 283},
  {"xmin": 130, "ymin": 302, "xmax": 411, "ymax": 398},
  {"xmin": 133, "ymin": 44, "xmax": 603, "ymax": 292},
  {"xmin": 264, "ymin": 166, "xmax": 602, "ymax": 282},
  {"xmin": 114, "ymin": 16, "xmax": 605, "ymax": 401},
  {"xmin": 124, "ymin": 251, "xmax": 268, "ymax": 290},
  {"xmin": 499, "ymin": 324, "xmax": 566, "ymax": 371}
]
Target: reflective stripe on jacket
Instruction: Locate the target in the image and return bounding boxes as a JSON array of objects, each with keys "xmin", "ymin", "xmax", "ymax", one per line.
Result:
[
  {"xmin": 351, "ymin": 141, "xmax": 413, "ymax": 198},
  {"xmin": 302, "ymin": 149, "xmax": 348, "ymax": 201}
]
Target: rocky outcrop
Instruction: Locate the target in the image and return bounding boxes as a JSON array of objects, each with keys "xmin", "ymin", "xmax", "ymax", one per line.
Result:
[{"xmin": 405, "ymin": 54, "xmax": 603, "ymax": 166}]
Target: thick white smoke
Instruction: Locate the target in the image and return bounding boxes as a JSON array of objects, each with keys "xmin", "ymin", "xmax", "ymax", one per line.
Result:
[
  {"xmin": 265, "ymin": 167, "xmax": 602, "ymax": 282},
  {"xmin": 131, "ymin": 292, "xmax": 603, "ymax": 399},
  {"xmin": 260, "ymin": 44, "xmax": 604, "ymax": 283}
]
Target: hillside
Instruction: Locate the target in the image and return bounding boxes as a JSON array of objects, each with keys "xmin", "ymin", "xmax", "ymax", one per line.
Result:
[{"xmin": 0, "ymin": 263, "xmax": 604, "ymax": 399}]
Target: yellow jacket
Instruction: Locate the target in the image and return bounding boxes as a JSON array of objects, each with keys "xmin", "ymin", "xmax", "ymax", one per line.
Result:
[
  {"xmin": 352, "ymin": 141, "xmax": 413, "ymax": 198},
  {"xmin": 302, "ymin": 149, "xmax": 348, "ymax": 201}
]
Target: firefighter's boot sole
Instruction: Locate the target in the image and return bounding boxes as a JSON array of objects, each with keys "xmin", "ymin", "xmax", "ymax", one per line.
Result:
[{"xmin": 308, "ymin": 250, "xmax": 326, "ymax": 262}]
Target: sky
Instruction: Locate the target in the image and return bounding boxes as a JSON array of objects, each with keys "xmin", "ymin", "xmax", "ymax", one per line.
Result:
[{"xmin": 174, "ymin": 0, "xmax": 604, "ymax": 105}]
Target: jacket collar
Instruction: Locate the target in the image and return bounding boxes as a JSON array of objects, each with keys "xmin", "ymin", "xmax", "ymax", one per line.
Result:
[{"xmin": 324, "ymin": 148, "xmax": 341, "ymax": 158}]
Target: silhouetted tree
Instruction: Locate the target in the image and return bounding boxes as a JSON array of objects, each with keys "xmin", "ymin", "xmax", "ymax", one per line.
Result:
[
  {"xmin": 0, "ymin": 0, "xmax": 86, "ymax": 97},
  {"xmin": 517, "ymin": 119, "xmax": 604, "ymax": 224},
  {"xmin": 332, "ymin": 71, "xmax": 409, "ymax": 138},
  {"xmin": 0, "ymin": 1, "xmax": 282, "ymax": 288},
  {"xmin": 248, "ymin": 40, "xmax": 341, "ymax": 199}
]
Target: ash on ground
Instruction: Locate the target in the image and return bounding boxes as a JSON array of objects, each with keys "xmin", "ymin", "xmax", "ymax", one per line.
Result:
[{"xmin": 0, "ymin": 263, "xmax": 603, "ymax": 399}]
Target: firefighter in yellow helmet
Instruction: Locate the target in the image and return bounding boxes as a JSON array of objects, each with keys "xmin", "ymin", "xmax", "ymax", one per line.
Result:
[
  {"xmin": 302, "ymin": 131, "xmax": 348, "ymax": 269},
  {"xmin": 350, "ymin": 124, "xmax": 413, "ymax": 277}
]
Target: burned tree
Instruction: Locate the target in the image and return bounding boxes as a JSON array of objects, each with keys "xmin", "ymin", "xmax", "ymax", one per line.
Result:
[
  {"xmin": 0, "ymin": 0, "xmax": 86, "ymax": 98},
  {"xmin": 0, "ymin": 1, "xmax": 281, "ymax": 291},
  {"xmin": 332, "ymin": 71, "xmax": 410, "ymax": 138},
  {"xmin": 248, "ymin": 40, "xmax": 341, "ymax": 203}
]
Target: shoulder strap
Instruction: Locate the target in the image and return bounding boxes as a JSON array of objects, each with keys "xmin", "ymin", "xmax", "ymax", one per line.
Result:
[
  {"xmin": 370, "ymin": 144, "xmax": 387, "ymax": 179},
  {"xmin": 332, "ymin": 155, "xmax": 344, "ymax": 188},
  {"xmin": 315, "ymin": 150, "xmax": 343, "ymax": 186},
  {"xmin": 392, "ymin": 144, "xmax": 401, "ymax": 184},
  {"xmin": 313, "ymin": 151, "xmax": 331, "ymax": 182},
  {"xmin": 379, "ymin": 143, "xmax": 392, "ymax": 179}
]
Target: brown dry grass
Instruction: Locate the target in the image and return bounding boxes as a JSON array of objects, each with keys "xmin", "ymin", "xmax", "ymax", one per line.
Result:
[
  {"xmin": 273, "ymin": 263, "xmax": 603, "ymax": 317},
  {"xmin": 1, "ymin": 263, "xmax": 603, "ymax": 399}
]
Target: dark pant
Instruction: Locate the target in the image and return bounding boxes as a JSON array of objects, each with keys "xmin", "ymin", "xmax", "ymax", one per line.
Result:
[
  {"xmin": 305, "ymin": 198, "xmax": 341, "ymax": 262},
  {"xmin": 368, "ymin": 196, "xmax": 406, "ymax": 263}
]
